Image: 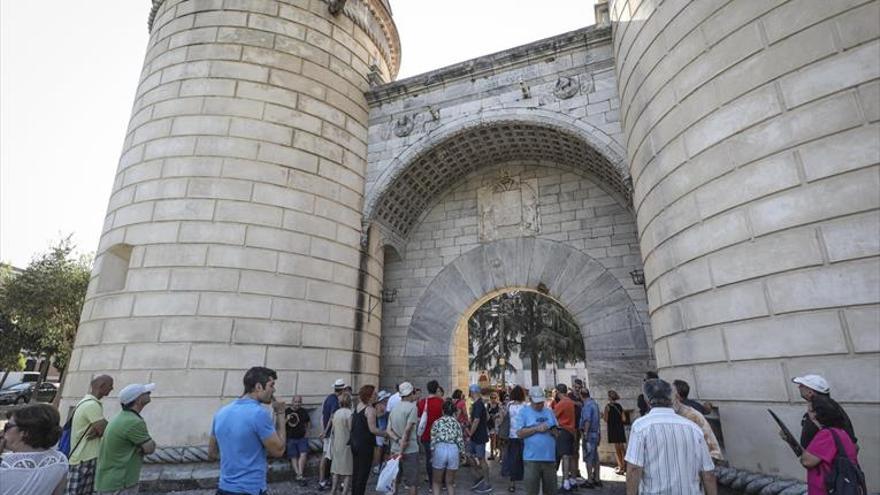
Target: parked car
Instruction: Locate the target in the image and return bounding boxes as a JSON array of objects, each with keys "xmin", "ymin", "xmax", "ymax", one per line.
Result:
[
  {"xmin": 32, "ymin": 382, "xmax": 59, "ymax": 403},
  {"xmin": 0, "ymin": 382, "xmax": 35, "ymax": 405},
  {"xmin": 0, "ymin": 371, "xmax": 40, "ymax": 389}
]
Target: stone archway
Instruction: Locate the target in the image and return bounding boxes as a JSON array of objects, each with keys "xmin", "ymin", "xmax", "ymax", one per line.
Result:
[{"xmin": 400, "ymin": 237, "xmax": 653, "ymax": 397}]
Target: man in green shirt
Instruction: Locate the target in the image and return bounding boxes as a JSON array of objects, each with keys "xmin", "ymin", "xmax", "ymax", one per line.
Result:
[
  {"xmin": 387, "ymin": 382, "xmax": 419, "ymax": 495},
  {"xmin": 94, "ymin": 383, "xmax": 157, "ymax": 495},
  {"xmin": 66, "ymin": 374, "xmax": 113, "ymax": 495}
]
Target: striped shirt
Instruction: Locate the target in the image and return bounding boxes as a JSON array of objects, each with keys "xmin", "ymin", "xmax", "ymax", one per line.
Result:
[{"xmin": 624, "ymin": 407, "xmax": 714, "ymax": 495}]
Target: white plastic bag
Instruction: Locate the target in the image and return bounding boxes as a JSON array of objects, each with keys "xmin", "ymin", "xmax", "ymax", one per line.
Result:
[{"xmin": 376, "ymin": 455, "xmax": 401, "ymax": 493}]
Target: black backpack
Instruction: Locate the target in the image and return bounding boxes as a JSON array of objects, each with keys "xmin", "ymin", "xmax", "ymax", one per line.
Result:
[{"xmin": 825, "ymin": 428, "xmax": 866, "ymax": 495}]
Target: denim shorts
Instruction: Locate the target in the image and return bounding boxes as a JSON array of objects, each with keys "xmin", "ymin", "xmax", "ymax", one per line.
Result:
[
  {"xmin": 286, "ymin": 437, "xmax": 309, "ymax": 458},
  {"xmin": 582, "ymin": 435, "xmax": 599, "ymax": 464},
  {"xmin": 432, "ymin": 443, "xmax": 460, "ymax": 470},
  {"xmin": 467, "ymin": 440, "xmax": 486, "ymax": 459}
]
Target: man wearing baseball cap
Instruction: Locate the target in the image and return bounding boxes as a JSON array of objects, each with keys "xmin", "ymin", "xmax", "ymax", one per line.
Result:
[
  {"xmin": 93, "ymin": 383, "xmax": 156, "ymax": 495},
  {"xmin": 388, "ymin": 382, "xmax": 420, "ymax": 495},
  {"xmin": 792, "ymin": 374, "xmax": 858, "ymax": 449},
  {"xmin": 514, "ymin": 386, "xmax": 558, "ymax": 495},
  {"xmin": 318, "ymin": 378, "xmax": 347, "ymax": 490}
]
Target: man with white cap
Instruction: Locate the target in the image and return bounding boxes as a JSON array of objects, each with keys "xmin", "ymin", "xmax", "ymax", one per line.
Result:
[
  {"xmin": 93, "ymin": 383, "xmax": 156, "ymax": 495},
  {"xmin": 792, "ymin": 374, "xmax": 857, "ymax": 449},
  {"xmin": 387, "ymin": 382, "xmax": 420, "ymax": 495},
  {"xmin": 514, "ymin": 386, "xmax": 558, "ymax": 495},
  {"xmin": 318, "ymin": 378, "xmax": 347, "ymax": 490}
]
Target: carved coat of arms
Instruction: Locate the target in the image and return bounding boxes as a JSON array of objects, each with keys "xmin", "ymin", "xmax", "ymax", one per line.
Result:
[{"xmin": 477, "ymin": 171, "xmax": 540, "ymax": 242}]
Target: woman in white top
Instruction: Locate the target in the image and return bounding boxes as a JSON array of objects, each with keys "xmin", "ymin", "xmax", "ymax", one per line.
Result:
[
  {"xmin": 1, "ymin": 404, "xmax": 68, "ymax": 495},
  {"xmin": 501, "ymin": 386, "xmax": 527, "ymax": 493}
]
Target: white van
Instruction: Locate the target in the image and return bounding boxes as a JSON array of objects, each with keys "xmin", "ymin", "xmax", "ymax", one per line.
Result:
[{"xmin": 0, "ymin": 371, "xmax": 41, "ymax": 389}]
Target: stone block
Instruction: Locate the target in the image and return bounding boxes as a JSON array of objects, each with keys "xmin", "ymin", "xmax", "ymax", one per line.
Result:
[
  {"xmin": 125, "ymin": 268, "xmax": 171, "ymax": 292},
  {"xmin": 253, "ymin": 183, "xmax": 314, "ymax": 212},
  {"xmin": 222, "ymin": 159, "xmax": 287, "ymax": 186},
  {"xmin": 694, "ymin": 361, "xmax": 788, "ymax": 401},
  {"xmin": 798, "ymin": 124, "xmax": 880, "ymax": 182},
  {"xmin": 198, "ymin": 293, "xmax": 273, "ymax": 318},
  {"xmin": 113, "ymin": 203, "xmax": 154, "ymax": 228},
  {"xmin": 122, "ymin": 343, "xmax": 189, "ymax": 369},
  {"xmin": 207, "ymin": 245, "xmax": 277, "ymax": 272},
  {"xmin": 178, "ymin": 222, "xmax": 247, "ymax": 245},
  {"xmin": 90, "ymin": 294, "xmax": 135, "ymax": 319},
  {"xmin": 245, "ymin": 225, "xmax": 310, "ymax": 254},
  {"xmin": 195, "ymin": 136, "xmax": 259, "ymax": 160},
  {"xmin": 160, "ymin": 317, "xmax": 233, "ymax": 343},
  {"xmin": 278, "ymin": 252, "xmax": 335, "ymax": 279},
  {"xmin": 845, "ymin": 306, "xmax": 880, "ymax": 353},
  {"xmin": 78, "ymin": 344, "xmax": 124, "ymax": 371},
  {"xmin": 240, "ymin": 271, "xmax": 306, "ymax": 298},
  {"xmin": 301, "ymin": 325, "xmax": 353, "ymax": 349},
  {"xmin": 229, "ymin": 118, "xmax": 292, "ymax": 146},
  {"xmin": 202, "ymin": 95, "xmax": 264, "ymax": 119},
  {"xmin": 681, "ymin": 281, "xmax": 769, "ymax": 329},
  {"xmin": 139, "ymin": 397, "xmax": 224, "ymax": 446},
  {"xmin": 153, "ymin": 199, "xmax": 216, "ymax": 222},
  {"xmin": 214, "ymin": 201, "xmax": 284, "ymax": 228},
  {"xmin": 102, "ymin": 318, "xmax": 162, "ymax": 344},
  {"xmin": 233, "ymin": 319, "xmax": 301, "ymax": 346},
  {"xmin": 766, "ymin": 258, "xmax": 880, "ymax": 313},
  {"xmin": 761, "ymin": 0, "xmax": 868, "ymax": 45},
  {"xmin": 266, "ymin": 346, "xmax": 326, "ymax": 370},
  {"xmin": 143, "ymin": 245, "xmax": 208, "ymax": 268},
  {"xmin": 74, "ymin": 321, "xmax": 104, "ymax": 346},
  {"xmin": 709, "ymin": 228, "xmax": 824, "ymax": 286},
  {"xmin": 749, "ymin": 167, "xmax": 879, "ymax": 236},
  {"xmin": 168, "ymin": 267, "xmax": 239, "ymax": 291},
  {"xmin": 695, "ymin": 152, "xmax": 800, "ymax": 218},
  {"xmin": 150, "ymin": 370, "xmax": 225, "ymax": 397},
  {"xmin": 667, "ymin": 327, "xmax": 726, "ymax": 365},
  {"xmin": 186, "ymin": 177, "xmax": 253, "ymax": 201},
  {"xmin": 656, "ymin": 257, "xmax": 712, "ymax": 303},
  {"xmin": 820, "ymin": 210, "xmax": 880, "ymax": 262},
  {"xmin": 124, "ymin": 222, "xmax": 180, "ymax": 245},
  {"xmin": 780, "ymin": 40, "xmax": 880, "ymax": 109},
  {"xmin": 189, "ymin": 343, "xmax": 266, "ymax": 369},
  {"xmin": 257, "ymin": 143, "xmax": 319, "ymax": 173},
  {"xmin": 724, "ymin": 311, "xmax": 847, "ymax": 360}
]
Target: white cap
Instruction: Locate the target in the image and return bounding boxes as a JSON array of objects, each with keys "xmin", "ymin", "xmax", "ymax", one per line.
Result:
[
  {"xmin": 333, "ymin": 379, "xmax": 346, "ymax": 389},
  {"xmin": 375, "ymin": 390, "xmax": 392, "ymax": 403},
  {"xmin": 792, "ymin": 374, "xmax": 830, "ymax": 394},
  {"xmin": 528, "ymin": 386, "xmax": 545, "ymax": 403},
  {"xmin": 398, "ymin": 382, "xmax": 414, "ymax": 397},
  {"xmin": 119, "ymin": 383, "xmax": 155, "ymax": 405}
]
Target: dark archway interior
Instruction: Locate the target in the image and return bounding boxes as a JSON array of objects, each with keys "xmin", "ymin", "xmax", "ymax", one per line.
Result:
[{"xmin": 374, "ymin": 122, "xmax": 630, "ymax": 237}]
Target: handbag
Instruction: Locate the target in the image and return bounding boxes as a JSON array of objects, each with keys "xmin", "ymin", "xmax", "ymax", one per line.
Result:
[{"xmin": 376, "ymin": 455, "xmax": 401, "ymax": 493}]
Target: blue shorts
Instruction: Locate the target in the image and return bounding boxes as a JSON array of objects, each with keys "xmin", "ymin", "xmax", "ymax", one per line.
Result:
[
  {"xmin": 467, "ymin": 440, "xmax": 486, "ymax": 459},
  {"xmin": 582, "ymin": 436, "xmax": 599, "ymax": 464},
  {"xmin": 286, "ymin": 437, "xmax": 309, "ymax": 458},
  {"xmin": 432, "ymin": 443, "xmax": 460, "ymax": 470}
]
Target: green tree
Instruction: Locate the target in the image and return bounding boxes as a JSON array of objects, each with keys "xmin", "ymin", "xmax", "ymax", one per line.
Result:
[
  {"xmin": 468, "ymin": 290, "xmax": 585, "ymax": 386},
  {"xmin": 0, "ymin": 237, "xmax": 92, "ymax": 386}
]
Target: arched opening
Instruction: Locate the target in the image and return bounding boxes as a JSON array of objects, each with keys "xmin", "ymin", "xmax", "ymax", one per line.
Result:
[{"xmin": 451, "ymin": 288, "xmax": 589, "ymax": 392}]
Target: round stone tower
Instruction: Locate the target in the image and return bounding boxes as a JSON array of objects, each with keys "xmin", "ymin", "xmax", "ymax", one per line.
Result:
[
  {"xmin": 610, "ymin": 0, "xmax": 879, "ymax": 484},
  {"xmin": 62, "ymin": 0, "xmax": 399, "ymax": 447}
]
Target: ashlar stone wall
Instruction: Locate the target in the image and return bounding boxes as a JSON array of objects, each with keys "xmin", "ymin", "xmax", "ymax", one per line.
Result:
[{"xmin": 610, "ymin": 0, "xmax": 880, "ymax": 487}]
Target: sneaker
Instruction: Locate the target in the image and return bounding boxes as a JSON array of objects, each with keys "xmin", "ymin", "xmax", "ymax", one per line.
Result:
[
  {"xmin": 299, "ymin": 478, "xmax": 309, "ymax": 487},
  {"xmin": 562, "ymin": 479, "xmax": 571, "ymax": 492},
  {"xmin": 474, "ymin": 485, "xmax": 494, "ymax": 494},
  {"xmin": 318, "ymin": 480, "xmax": 329, "ymax": 491},
  {"xmin": 471, "ymin": 478, "xmax": 485, "ymax": 490}
]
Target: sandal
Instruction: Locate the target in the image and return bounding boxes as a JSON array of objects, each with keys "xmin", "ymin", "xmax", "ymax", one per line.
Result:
[{"xmin": 508, "ymin": 486, "xmax": 516, "ymax": 493}]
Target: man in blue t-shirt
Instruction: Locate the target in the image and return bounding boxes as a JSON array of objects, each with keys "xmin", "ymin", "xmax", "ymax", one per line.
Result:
[
  {"xmin": 318, "ymin": 378, "xmax": 346, "ymax": 490},
  {"xmin": 515, "ymin": 386, "xmax": 558, "ymax": 495},
  {"xmin": 209, "ymin": 367, "xmax": 287, "ymax": 495},
  {"xmin": 579, "ymin": 388, "xmax": 601, "ymax": 488}
]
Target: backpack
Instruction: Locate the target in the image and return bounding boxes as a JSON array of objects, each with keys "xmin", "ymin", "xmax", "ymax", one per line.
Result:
[
  {"xmin": 58, "ymin": 398, "xmax": 96, "ymax": 458},
  {"xmin": 825, "ymin": 428, "xmax": 867, "ymax": 495},
  {"xmin": 497, "ymin": 404, "xmax": 511, "ymax": 440}
]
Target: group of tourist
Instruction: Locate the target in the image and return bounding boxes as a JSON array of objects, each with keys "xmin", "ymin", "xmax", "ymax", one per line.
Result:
[
  {"xmin": 0, "ymin": 375, "xmax": 156, "ymax": 495},
  {"xmin": 0, "ymin": 367, "xmax": 864, "ymax": 495}
]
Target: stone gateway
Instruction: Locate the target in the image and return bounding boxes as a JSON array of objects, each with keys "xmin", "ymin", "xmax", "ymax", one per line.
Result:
[{"xmin": 62, "ymin": 0, "xmax": 878, "ymax": 490}]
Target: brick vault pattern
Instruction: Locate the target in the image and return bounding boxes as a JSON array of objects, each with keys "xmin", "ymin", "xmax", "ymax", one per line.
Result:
[{"xmin": 610, "ymin": 0, "xmax": 879, "ymax": 488}]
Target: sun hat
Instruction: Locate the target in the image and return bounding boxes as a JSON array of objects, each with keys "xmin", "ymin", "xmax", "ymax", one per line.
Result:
[
  {"xmin": 375, "ymin": 390, "xmax": 392, "ymax": 403},
  {"xmin": 333, "ymin": 379, "xmax": 346, "ymax": 390},
  {"xmin": 399, "ymin": 382, "xmax": 414, "ymax": 397},
  {"xmin": 119, "ymin": 383, "xmax": 155, "ymax": 405},
  {"xmin": 792, "ymin": 374, "xmax": 830, "ymax": 394}
]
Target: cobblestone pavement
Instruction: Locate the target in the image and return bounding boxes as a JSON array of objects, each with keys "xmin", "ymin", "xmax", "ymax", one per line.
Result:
[{"xmin": 145, "ymin": 460, "xmax": 626, "ymax": 495}]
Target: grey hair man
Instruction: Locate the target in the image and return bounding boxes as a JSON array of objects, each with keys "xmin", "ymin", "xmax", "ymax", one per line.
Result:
[{"xmin": 624, "ymin": 379, "xmax": 717, "ymax": 495}]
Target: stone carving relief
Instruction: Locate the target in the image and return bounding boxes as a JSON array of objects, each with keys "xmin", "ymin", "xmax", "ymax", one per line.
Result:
[
  {"xmin": 553, "ymin": 76, "xmax": 579, "ymax": 99},
  {"xmin": 477, "ymin": 171, "xmax": 540, "ymax": 242},
  {"xmin": 390, "ymin": 109, "xmax": 441, "ymax": 138},
  {"xmin": 393, "ymin": 115, "xmax": 414, "ymax": 137}
]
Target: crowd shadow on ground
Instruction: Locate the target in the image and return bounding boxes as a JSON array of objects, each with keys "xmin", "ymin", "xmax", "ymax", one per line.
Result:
[{"xmin": 146, "ymin": 457, "xmax": 627, "ymax": 495}]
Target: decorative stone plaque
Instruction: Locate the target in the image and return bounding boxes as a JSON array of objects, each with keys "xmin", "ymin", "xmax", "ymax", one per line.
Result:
[{"xmin": 477, "ymin": 171, "xmax": 540, "ymax": 242}]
